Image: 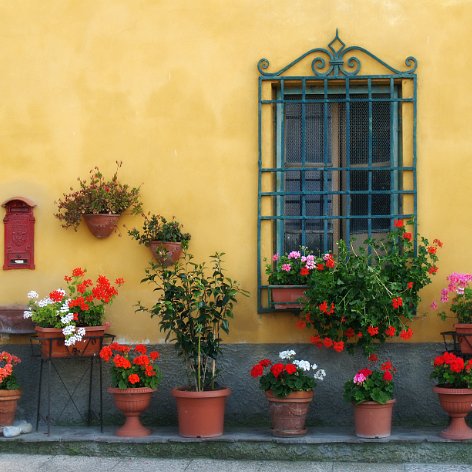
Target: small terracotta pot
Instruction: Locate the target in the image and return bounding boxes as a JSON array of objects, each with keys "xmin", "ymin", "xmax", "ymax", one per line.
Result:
[
  {"xmin": 265, "ymin": 390, "xmax": 313, "ymax": 437},
  {"xmin": 454, "ymin": 324, "xmax": 472, "ymax": 354},
  {"xmin": 0, "ymin": 389, "xmax": 21, "ymax": 426},
  {"xmin": 353, "ymin": 399, "xmax": 395, "ymax": 438},
  {"xmin": 108, "ymin": 387, "xmax": 156, "ymax": 437},
  {"xmin": 172, "ymin": 387, "xmax": 231, "ymax": 438},
  {"xmin": 433, "ymin": 386, "xmax": 472, "ymax": 440},
  {"xmin": 149, "ymin": 241, "xmax": 183, "ymax": 266},
  {"xmin": 271, "ymin": 286, "xmax": 307, "ymax": 310},
  {"xmin": 83, "ymin": 214, "xmax": 120, "ymax": 239}
]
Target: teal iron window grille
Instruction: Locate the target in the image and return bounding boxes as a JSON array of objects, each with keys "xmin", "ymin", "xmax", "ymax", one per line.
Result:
[{"xmin": 257, "ymin": 30, "xmax": 417, "ymax": 313}]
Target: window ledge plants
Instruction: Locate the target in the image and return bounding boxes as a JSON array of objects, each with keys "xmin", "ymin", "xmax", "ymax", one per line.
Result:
[
  {"xmin": 301, "ymin": 219, "xmax": 442, "ymax": 355},
  {"xmin": 265, "ymin": 248, "xmax": 324, "ymax": 310},
  {"xmin": 128, "ymin": 213, "xmax": 191, "ymax": 266},
  {"xmin": 54, "ymin": 161, "xmax": 142, "ymax": 238},
  {"xmin": 137, "ymin": 251, "xmax": 248, "ymax": 437}
]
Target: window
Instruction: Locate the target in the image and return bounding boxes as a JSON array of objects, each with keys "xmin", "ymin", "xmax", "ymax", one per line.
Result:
[{"xmin": 257, "ymin": 32, "xmax": 417, "ymax": 312}]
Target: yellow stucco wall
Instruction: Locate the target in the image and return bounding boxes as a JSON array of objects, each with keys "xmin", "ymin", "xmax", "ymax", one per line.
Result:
[{"xmin": 0, "ymin": 0, "xmax": 471, "ymax": 344}]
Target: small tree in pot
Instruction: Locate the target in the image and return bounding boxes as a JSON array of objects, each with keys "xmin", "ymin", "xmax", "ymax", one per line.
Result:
[{"xmin": 137, "ymin": 252, "xmax": 248, "ymax": 437}]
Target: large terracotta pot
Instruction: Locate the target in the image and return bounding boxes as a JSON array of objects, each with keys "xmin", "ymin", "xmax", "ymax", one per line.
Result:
[
  {"xmin": 172, "ymin": 387, "xmax": 231, "ymax": 438},
  {"xmin": 271, "ymin": 286, "xmax": 308, "ymax": 310},
  {"xmin": 83, "ymin": 214, "xmax": 120, "ymax": 239},
  {"xmin": 353, "ymin": 399, "xmax": 395, "ymax": 438},
  {"xmin": 149, "ymin": 241, "xmax": 183, "ymax": 266},
  {"xmin": 35, "ymin": 325, "xmax": 106, "ymax": 358},
  {"xmin": 433, "ymin": 386, "xmax": 472, "ymax": 440},
  {"xmin": 454, "ymin": 324, "xmax": 472, "ymax": 354},
  {"xmin": 108, "ymin": 387, "xmax": 156, "ymax": 437},
  {"xmin": 0, "ymin": 389, "xmax": 21, "ymax": 426},
  {"xmin": 265, "ymin": 390, "xmax": 313, "ymax": 437}
]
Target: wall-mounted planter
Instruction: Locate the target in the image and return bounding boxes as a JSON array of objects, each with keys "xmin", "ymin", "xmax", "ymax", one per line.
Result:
[
  {"xmin": 149, "ymin": 241, "xmax": 183, "ymax": 266},
  {"xmin": 83, "ymin": 214, "xmax": 120, "ymax": 239}
]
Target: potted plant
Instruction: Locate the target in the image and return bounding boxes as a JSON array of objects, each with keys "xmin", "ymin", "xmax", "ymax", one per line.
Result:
[
  {"xmin": 431, "ymin": 351, "xmax": 472, "ymax": 440},
  {"xmin": 0, "ymin": 351, "xmax": 21, "ymax": 426},
  {"xmin": 302, "ymin": 219, "xmax": 442, "ymax": 355},
  {"xmin": 250, "ymin": 348, "xmax": 326, "ymax": 436},
  {"xmin": 432, "ymin": 273, "xmax": 472, "ymax": 354},
  {"xmin": 343, "ymin": 358, "xmax": 396, "ymax": 438},
  {"xmin": 128, "ymin": 213, "xmax": 191, "ymax": 266},
  {"xmin": 138, "ymin": 252, "xmax": 248, "ymax": 437},
  {"xmin": 24, "ymin": 267, "xmax": 124, "ymax": 357},
  {"xmin": 100, "ymin": 342, "xmax": 161, "ymax": 437},
  {"xmin": 54, "ymin": 161, "xmax": 142, "ymax": 238},
  {"xmin": 265, "ymin": 247, "xmax": 321, "ymax": 310}
]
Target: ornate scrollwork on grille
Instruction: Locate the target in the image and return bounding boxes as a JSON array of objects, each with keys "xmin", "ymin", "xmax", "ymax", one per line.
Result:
[{"xmin": 257, "ymin": 30, "xmax": 417, "ymax": 78}]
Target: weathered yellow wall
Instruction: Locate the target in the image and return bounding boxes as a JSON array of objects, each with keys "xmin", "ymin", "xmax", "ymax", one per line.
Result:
[{"xmin": 0, "ymin": 0, "xmax": 471, "ymax": 344}]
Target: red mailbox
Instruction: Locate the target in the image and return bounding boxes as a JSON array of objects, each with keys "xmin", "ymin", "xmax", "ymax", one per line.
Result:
[{"xmin": 2, "ymin": 197, "xmax": 36, "ymax": 270}]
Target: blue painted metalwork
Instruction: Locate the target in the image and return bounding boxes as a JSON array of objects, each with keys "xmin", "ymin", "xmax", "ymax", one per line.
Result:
[{"xmin": 257, "ymin": 31, "xmax": 418, "ymax": 313}]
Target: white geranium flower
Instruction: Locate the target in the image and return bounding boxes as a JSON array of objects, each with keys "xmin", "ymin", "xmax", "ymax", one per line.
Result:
[
  {"xmin": 38, "ymin": 298, "xmax": 52, "ymax": 307},
  {"xmin": 293, "ymin": 359, "xmax": 311, "ymax": 371},
  {"xmin": 279, "ymin": 349, "xmax": 296, "ymax": 360},
  {"xmin": 23, "ymin": 310, "xmax": 33, "ymax": 319},
  {"xmin": 314, "ymin": 369, "xmax": 326, "ymax": 380},
  {"xmin": 61, "ymin": 313, "xmax": 74, "ymax": 324},
  {"xmin": 62, "ymin": 325, "xmax": 75, "ymax": 336},
  {"xmin": 77, "ymin": 327, "xmax": 86, "ymax": 336},
  {"xmin": 311, "ymin": 363, "xmax": 318, "ymax": 370},
  {"xmin": 27, "ymin": 290, "xmax": 39, "ymax": 299}
]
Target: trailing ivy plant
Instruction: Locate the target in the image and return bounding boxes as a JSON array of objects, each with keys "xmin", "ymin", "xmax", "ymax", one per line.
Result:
[{"xmin": 137, "ymin": 252, "xmax": 248, "ymax": 391}]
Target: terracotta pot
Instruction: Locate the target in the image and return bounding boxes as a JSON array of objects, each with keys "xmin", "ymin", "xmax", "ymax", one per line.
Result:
[
  {"xmin": 433, "ymin": 386, "xmax": 472, "ymax": 440},
  {"xmin": 353, "ymin": 399, "xmax": 395, "ymax": 438},
  {"xmin": 35, "ymin": 325, "xmax": 106, "ymax": 358},
  {"xmin": 0, "ymin": 389, "xmax": 21, "ymax": 426},
  {"xmin": 108, "ymin": 387, "xmax": 155, "ymax": 437},
  {"xmin": 83, "ymin": 214, "xmax": 120, "ymax": 239},
  {"xmin": 172, "ymin": 387, "xmax": 231, "ymax": 438},
  {"xmin": 149, "ymin": 241, "xmax": 183, "ymax": 266},
  {"xmin": 265, "ymin": 390, "xmax": 313, "ymax": 437},
  {"xmin": 271, "ymin": 286, "xmax": 308, "ymax": 310},
  {"xmin": 454, "ymin": 324, "xmax": 472, "ymax": 354}
]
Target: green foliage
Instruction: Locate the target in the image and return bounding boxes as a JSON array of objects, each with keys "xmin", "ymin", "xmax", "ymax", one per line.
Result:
[
  {"xmin": 265, "ymin": 247, "xmax": 319, "ymax": 285},
  {"xmin": 250, "ymin": 350, "xmax": 324, "ymax": 398},
  {"xmin": 100, "ymin": 343, "xmax": 161, "ymax": 389},
  {"xmin": 431, "ymin": 352, "xmax": 472, "ymax": 389},
  {"xmin": 343, "ymin": 361, "xmax": 395, "ymax": 405},
  {"xmin": 303, "ymin": 220, "xmax": 441, "ymax": 355},
  {"xmin": 55, "ymin": 161, "xmax": 142, "ymax": 230},
  {"xmin": 137, "ymin": 252, "xmax": 248, "ymax": 391},
  {"xmin": 128, "ymin": 213, "xmax": 191, "ymax": 248}
]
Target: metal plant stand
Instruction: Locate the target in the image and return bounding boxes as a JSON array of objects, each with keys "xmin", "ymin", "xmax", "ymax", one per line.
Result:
[{"xmin": 31, "ymin": 333, "xmax": 114, "ymax": 435}]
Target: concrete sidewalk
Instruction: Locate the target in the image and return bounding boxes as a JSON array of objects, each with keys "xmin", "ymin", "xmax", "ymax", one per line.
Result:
[
  {"xmin": 0, "ymin": 454, "xmax": 471, "ymax": 472},
  {"xmin": 1, "ymin": 425, "xmax": 472, "ymax": 466}
]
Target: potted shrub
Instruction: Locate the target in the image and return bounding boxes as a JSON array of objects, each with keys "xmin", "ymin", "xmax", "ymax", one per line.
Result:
[
  {"xmin": 128, "ymin": 213, "xmax": 191, "ymax": 266},
  {"xmin": 0, "ymin": 351, "xmax": 22, "ymax": 427},
  {"xmin": 138, "ymin": 252, "xmax": 248, "ymax": 437},
  {"xmin": 432, "ymin": 272, "xmax": 472, "ymax": 354},
  {"xmin": 250, "ymin": 348, "xmax": 326, "ymax": 436},
  {"xmin": 343, "ymin": 358, "xmax": 396, "ymax": 438},
  {"xmin": 431, "ymin": 351, "xmax": 472, "ymax": 440},
  {"xmin": 54, "ymin": 161, "xmax": 142, "ymax": 238},
  {"xmin": 265, "ymin": 248, "xmax": 321, "ymax": 310},
  {"xmin": 100, "ymin": 342, "xmax": 161, "ymax": 437},
  {"xmin": 302, "ymin": 219, "xmax": 442, "ymax": 355},
  {"xmin": 24, "ymin": 267, "xmax": 124, "ymax": 357}
]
